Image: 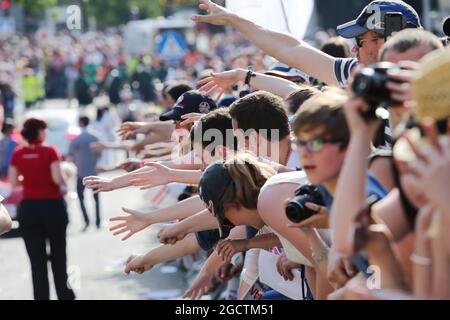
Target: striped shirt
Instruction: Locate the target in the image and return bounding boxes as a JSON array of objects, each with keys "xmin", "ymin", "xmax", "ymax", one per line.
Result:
[{"xmin": 333, "ymin": 58, "xmax": 359, "ymax": 87}]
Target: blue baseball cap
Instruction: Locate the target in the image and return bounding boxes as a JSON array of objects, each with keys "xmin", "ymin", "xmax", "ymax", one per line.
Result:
[
  {"xmin": 336, "ymin": 1, "xmax": 421, "ymax": 39},
  {"xmin": 265, "ymin": 61, "xmax": 309, "ymax": 83},
  {"xmin": 160, "ymin": 90, "xmax": 217, "ymax": 122}
]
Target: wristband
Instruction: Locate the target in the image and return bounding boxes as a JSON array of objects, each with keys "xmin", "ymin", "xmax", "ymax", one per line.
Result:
[
  {"xmin": 312, "ymin": 248, "xmax": 329, "ymax": 264},
  {"xmin": 244, "ymin": 68, "xmax": 256, "ymax": 86},
  {"xmin": 410, "ymin": 253, "xmax": 432, "ymax": 266}
]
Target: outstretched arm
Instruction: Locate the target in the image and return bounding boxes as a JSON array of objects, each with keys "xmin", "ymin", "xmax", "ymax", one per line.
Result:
[
  {"xmin": 192, "ymin": 0, "xmax": 339, "ymax": 86},
  {"xmin": 124, "ymin": 233, "xmax": 201, "ymax": 274},
  {"xmin": 157, "ymin": 209, "xmax": 218, "ymax": 245},
  {"xmin": 109, "ymin": 195, "xmax": 206, "ymax": 241},
  {"xmin": 0, "ymin": 204, "xmax": 12, "ymax": 236},
  {"xmin": 331, "ymin": 97, "xmax": 382, "ymax": 254},
  {"xmin": 198, "ymin": 69, "xmax": 300, "ymax": 100}
]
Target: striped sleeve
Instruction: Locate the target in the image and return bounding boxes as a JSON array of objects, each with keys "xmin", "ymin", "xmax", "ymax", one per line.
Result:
[{"xmin": 333, "ymin": 58, "xmax": 358, "ymax": 87}]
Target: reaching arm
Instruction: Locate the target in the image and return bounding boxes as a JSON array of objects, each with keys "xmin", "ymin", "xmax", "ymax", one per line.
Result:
[
  {"xmin": 116, "ymin": 121, "xmax": 174, "ymax": 139},
  {"xmin": 157, "ymin": 209, "xmax": 218, "ymax": 245},
  {"xmin": 109, "ymin": 195, "xmax": 207, "ymax": 241},
  {"xmin": 129, "ymin": 131, "xmax": 171, "ymax": 153},
  {"xmin": 331, "ymin": 133, "xmax": 371, "ymax": 254},
  {"xmin": 331, "ymin": 97, "xmax": 382, "ymax": 254},
  {"xmin": 83, "ymin": 165, "xmax": 153, "ymax": 192},
  {"xmin": 192, "ymin": 0, "xmax": 339, "ymax": 86},
  {"xmin": 160, "ymin": 150, "xmax": 203, "ymax": 170},
  {"xmin": 302, "ymin": 228, "xmax": 331, "ymax": 277},
  {"xmin": 183, "ymin": 226, "xmax": 247, "ymax": 299},
  {"xmin": 124, "ymin": 233, "xmax": 201, "ymax": 274},
  {"xmin": 198, "ymin": 69, "xmax": 299, "ymax": 100},
  {"xmin": 84, "ymin": 152, "xmax": 204, "ymax": 193},
  {"xmin": 0, "ymin": 204, "xmax": 12, "ymax": 236},
  {"xmin": 129, "ymin": 163, "xmax": 203, "ymax": 189},
  {"xmin": 215, "ymin": 233, "xmax": 281, "ymax": 262}
]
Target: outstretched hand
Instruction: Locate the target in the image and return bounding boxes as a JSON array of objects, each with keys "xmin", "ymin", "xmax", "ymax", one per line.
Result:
[
  {"xmin": 109, "ymin": 207, "xmax": 152, "ymax": 241},
  {"xmin": 191, "ymin": 0, "xmax": 235, "ymax": 26},
  {"xmin": 129, "ymin": 162, "xmax": 173, "ymax": 190},
  {"xmin": 197, "ymin": 69, "xmax": 244, "ymax": 98}
]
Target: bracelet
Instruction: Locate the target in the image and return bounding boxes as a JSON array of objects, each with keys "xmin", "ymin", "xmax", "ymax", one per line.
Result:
[
  {"xmin": 312, "ymin": 248, "xmax": 329, "ymax": 264},
  {"xmin": 410, "ymin": 253, "xmax": 432, "ymax": 266},
  {"xmin": 244, "ymin": 67, "xmax": 256, "ymax": 86}
]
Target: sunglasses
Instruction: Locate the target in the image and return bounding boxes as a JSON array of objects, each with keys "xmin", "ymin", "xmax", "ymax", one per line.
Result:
[
  {"xmin": 293, "ymin": 137, "xmax": 344, "ymax": 153},
  {"xmin": 355, "ymin": 36, "xmax": 383, "ymax": 48}
]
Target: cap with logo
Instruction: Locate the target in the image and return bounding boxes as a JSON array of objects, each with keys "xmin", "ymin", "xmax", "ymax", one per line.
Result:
[
  {"xmin": 265, "ymin": 61, "xmax": 309, "ymax": 83},
  {"xmin": 337, "ymin": 0, "xmax": 421, "ymax": 39},
  {"xmin": 159, "ymin": 90, "xmax": 218, "ymax": 122}
]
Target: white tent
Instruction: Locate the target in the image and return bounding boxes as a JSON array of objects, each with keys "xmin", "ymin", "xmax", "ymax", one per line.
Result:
[{"xmin": 226, "ymin": 0, "xmax": 315, "ymax": 40}]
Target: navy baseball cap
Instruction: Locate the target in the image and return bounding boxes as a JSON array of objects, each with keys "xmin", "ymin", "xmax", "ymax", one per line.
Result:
[
  {"xmin": 199, "ymin": 161, "xmax": 235, "ymax": 239},
  {"xmin": 160, "ymin": 90, "xmax": 218, "ymax": 122},
  {"xmin": 265, "ymin": 61, "xmax": 309, "ymax": 83},
  {"xmin": 336, "ymin": 1, "xmax": 421, "ymax": 39}
]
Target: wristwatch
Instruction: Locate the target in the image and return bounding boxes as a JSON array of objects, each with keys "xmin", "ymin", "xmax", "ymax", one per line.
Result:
[{"xmin": 244, "ymin": 67, "xmax": 256, "ymax": 86}]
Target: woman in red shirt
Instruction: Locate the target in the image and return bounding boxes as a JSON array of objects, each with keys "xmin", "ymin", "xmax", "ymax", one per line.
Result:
[{"xmin": 9, "ymin": 118, "xmax": 75, "ymax": 300}]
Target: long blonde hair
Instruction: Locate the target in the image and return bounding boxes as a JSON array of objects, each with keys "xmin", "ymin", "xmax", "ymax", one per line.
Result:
[{"xmin": 217, "ymin": 152, "xmax": 276, "ymax": 215}]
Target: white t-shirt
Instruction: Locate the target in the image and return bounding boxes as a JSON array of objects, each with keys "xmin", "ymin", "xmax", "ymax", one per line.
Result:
[
  {"xmin": 286, "ymin": 147, "xmax": 302, "ymax": 170},
  {"xmin": 260, "ymin": 171, "xmax": 313, "ymax": 267}
]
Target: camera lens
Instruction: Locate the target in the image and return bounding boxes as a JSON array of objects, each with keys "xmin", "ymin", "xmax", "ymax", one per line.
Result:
[
  {"xmin": 353, "ymin": 75, "xmax": 369, "ymax": 93},
  {"xmin": 285, "ymin": 202, "xmax": 306, "ymax": 223},
  {"xmin": 285, "ymin": 184, "xmax": 325, "ymax": 223}
]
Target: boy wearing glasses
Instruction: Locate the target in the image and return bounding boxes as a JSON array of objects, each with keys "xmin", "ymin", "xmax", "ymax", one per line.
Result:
[{"xmin": 257, "ymin": 88, "xmax": 389, "ymax": 296}]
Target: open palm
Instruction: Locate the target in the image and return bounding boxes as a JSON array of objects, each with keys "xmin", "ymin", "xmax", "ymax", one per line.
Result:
[
  {"xmin": 109, "ymin": 208, "xmax": 151, "ymax": 241},
  {"xmin": 129, "ymin": 162, "xmax": 172, "ymax": 190},
  {"xmin": 198, "ymin": 69, "xmax": 242, "ymax": 97}
]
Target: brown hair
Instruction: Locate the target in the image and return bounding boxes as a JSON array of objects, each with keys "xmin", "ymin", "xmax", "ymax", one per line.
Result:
[
  {"xmin": 380, "ymin": 29, "xmax": 444, "ymax": 61},
  {"xmin": 284, "ymin": 86, "xmax": 320, "ymax": 115},
  {"xmin": 292, "ymin": 88, "xmax": 350, "ymax": 146},
  {"xmin": 217, "ymin": 153, "xmax": 276, "ymax": 216},
  {"xmin": 21, "ymin": 118, "xmax": 47, "ymax": 143},
  {"xmin": 229, "ymin": 91, "xmax": 290, "ymax": 141},
  {"xmin": 321, "ymin": 37, "xmax": 350, "ymax": 58},
  {"xmin": 189, "ymin": 108, "xmax": 236, "ymax": 154}
]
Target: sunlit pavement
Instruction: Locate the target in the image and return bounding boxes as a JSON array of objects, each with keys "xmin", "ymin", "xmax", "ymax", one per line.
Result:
[{"xmin": 0, "ymin": 171, "xmax": 188, "ymax": 300}]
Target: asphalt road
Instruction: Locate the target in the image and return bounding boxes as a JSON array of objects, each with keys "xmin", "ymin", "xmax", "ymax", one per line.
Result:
[
  {"xmin": 0, "ymin": 98, "xmax": 198, "ymax": 300},
  {"xmin": 0, "ymin": 171, "xmax": 191, "ymax": 300}
]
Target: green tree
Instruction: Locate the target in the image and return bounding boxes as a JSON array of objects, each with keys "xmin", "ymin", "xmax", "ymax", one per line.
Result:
[
  {"xmin": 15, "ymin": 0, "xmax": 58, "ymax": 19},
  {"xmin": 86, "ymin": 0, "xmax": 165, "ymax": 28}
]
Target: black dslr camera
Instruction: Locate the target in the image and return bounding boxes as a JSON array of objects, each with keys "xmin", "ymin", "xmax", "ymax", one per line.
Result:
[
  {"xmin": 285, "ymin": 185, "xmax": 325, "ymax": 223},
  {"xmin": 351, "ymin": 62, "xmax": 403, "ymax": 119}
]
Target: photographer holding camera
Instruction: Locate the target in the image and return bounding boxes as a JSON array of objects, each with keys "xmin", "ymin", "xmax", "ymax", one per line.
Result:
[
  {"xmin": 353, "ymin": 29, "xmax": 444, "ymax": 133},
  {"xmin": 329, "ymin": 47, "xmax": 450, "ymax": 299}
]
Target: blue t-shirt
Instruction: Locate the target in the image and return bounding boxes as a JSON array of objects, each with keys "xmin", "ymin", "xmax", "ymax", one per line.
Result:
[
  {"xmin": 319, "ymin": 172, "xmax": 388, "ymax": 212},
  {"xmin": 319, "ymin": 172, "xmax": 388, "ymax": 277}
]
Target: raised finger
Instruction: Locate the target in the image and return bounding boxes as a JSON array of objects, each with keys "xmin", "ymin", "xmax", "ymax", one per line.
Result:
[
  {"xmin": 109, "ymin": 222, "xmax": 127, "ymax": 231},
  {"xmin": 122, "ymin": 232, "xmax": 133, "ymax": 241},
  {"xmin": 109, "ymin": 216, "xmax": 126, "ymax": 222},
  {"xmin": 113, "ymin": 227, "xmax": 129, "ymax": 236},
  {"xmin": 204, "ymin": 85, "xmax": 219, "ymax": 96}
]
